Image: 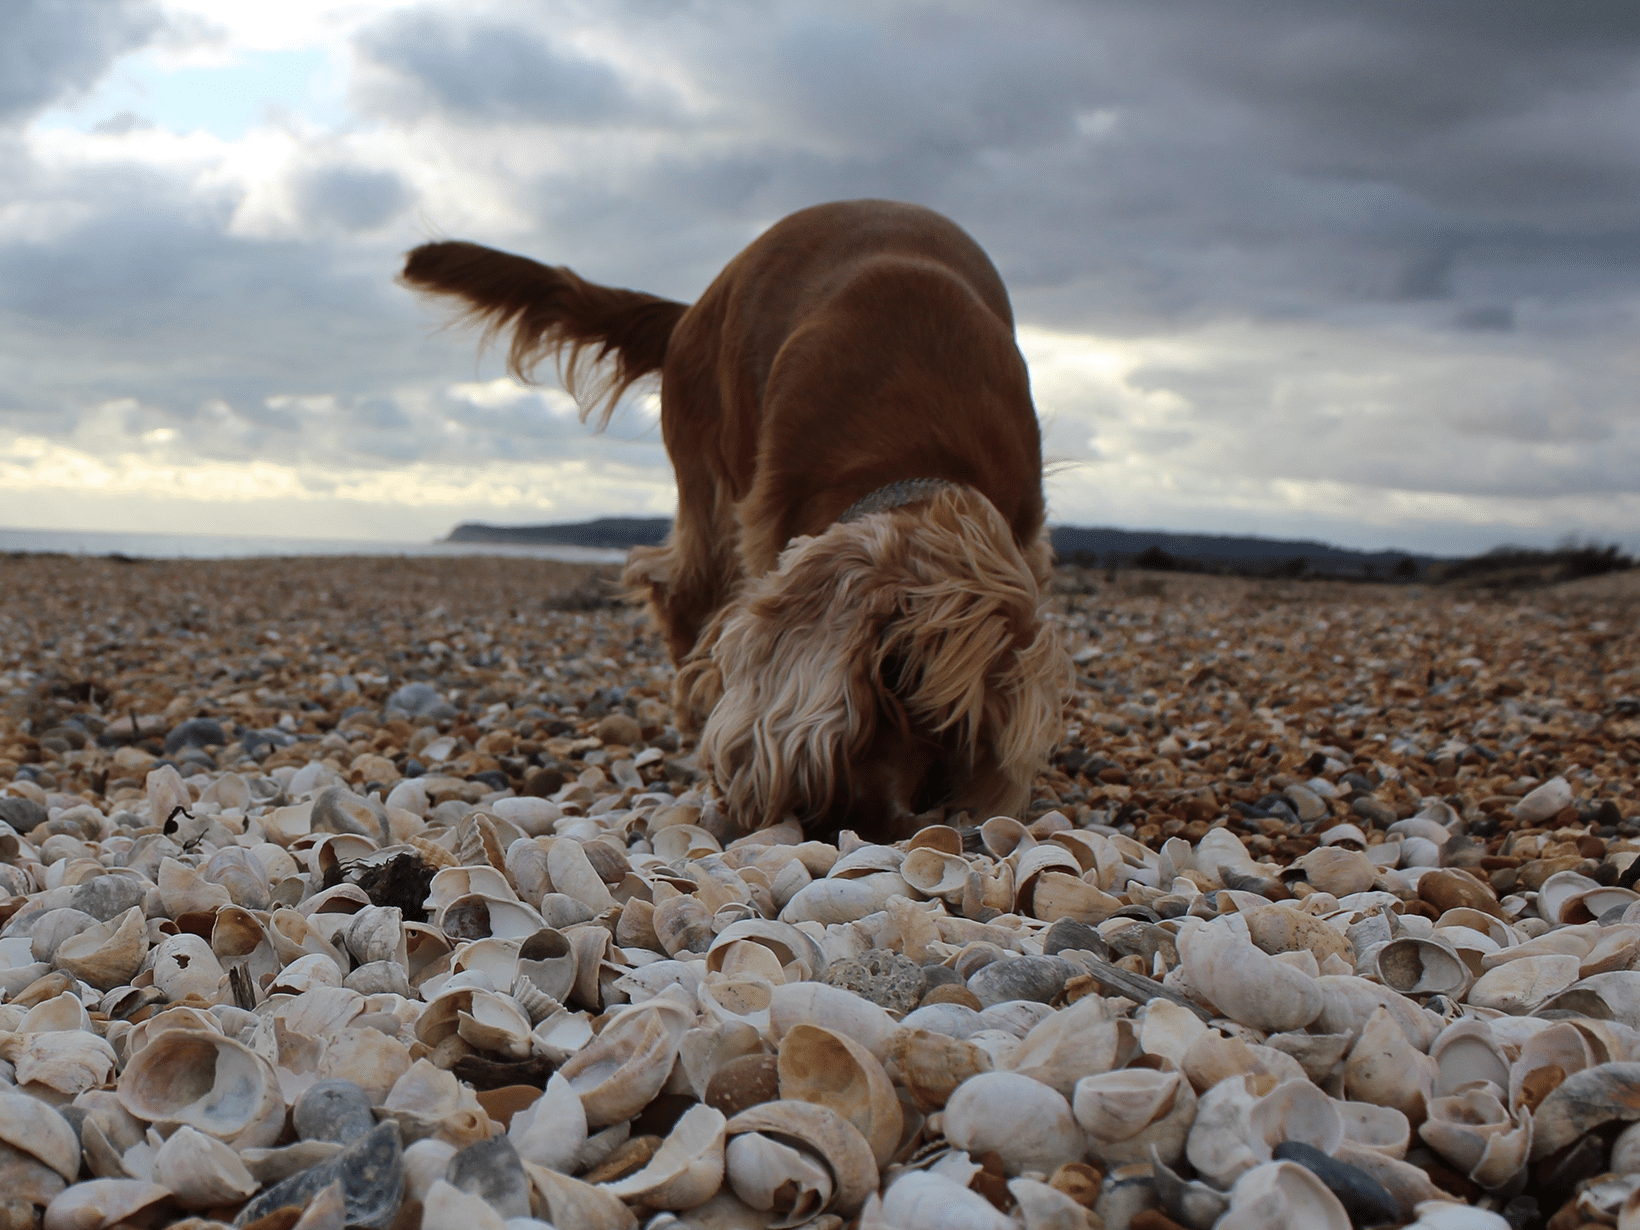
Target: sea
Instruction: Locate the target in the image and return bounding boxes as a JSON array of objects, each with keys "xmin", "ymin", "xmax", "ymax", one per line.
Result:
[{"xmin": 0, "ymin": 527, "xmax": 627, "ymax": 564}]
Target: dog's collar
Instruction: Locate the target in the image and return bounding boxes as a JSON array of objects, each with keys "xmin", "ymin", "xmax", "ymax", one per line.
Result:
[{"xmin": 837, "ymin": 478, "xmax": 956, "ymax": 524}]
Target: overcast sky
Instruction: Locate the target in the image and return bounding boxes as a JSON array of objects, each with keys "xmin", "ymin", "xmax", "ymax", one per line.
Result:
[{"xmin": 3, "ymin": 0, "xmax": 1637, "ymax": 554}]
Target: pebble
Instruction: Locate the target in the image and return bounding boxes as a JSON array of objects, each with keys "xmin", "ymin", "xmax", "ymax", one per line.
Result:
[
  {"xmin": 0, "ymin": 555, "xmax": 1634, "ymax": 1230},
  {"xmin": 1272, "ymin": 1139, "xmax": 1400, "ymax": 1226}
]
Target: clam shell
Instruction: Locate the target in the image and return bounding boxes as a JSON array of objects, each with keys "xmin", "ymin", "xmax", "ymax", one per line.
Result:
[
  {"xmin": 558, "ymin": 1003, "xmax": 684, "ymax": 1128},
  {"xmin": 51, "ymin": 906, "xmax": 148, "ymax": 991},
  {"xmin": 1419, "ymin": 1086, "xmax": 1532, "ymax": 1190},
  {"xmin": 1345, "ymin": 1006, "xmax": 1434, "ymax": 1125},
  {"xmin": 769, "ymin": 981, "xmax": 897, "ymax": 1062},
  {"xmin": 1217, "ymin": 1160, "xmax": 1351, "ymax": 1230},
  {"xmin": 1178, "ymin": 918, "xmax": 1324, "ymax": 1032},
  {"xmin": 508, "ymin": 1070, "xmax": 587, "ymax": 1171},
  {"xmin": 42, "ymin": 1179, "xmax": 170, "ymax": 1230},
  {"xmin": 1371, "ymin": 938, "xmax": 1471, "ymax": 999},
  {"xmin": 885, "ymin": 1027, "xmax": 993, "ymax": 1111},
  {"xmin": 153, "ymin": 1123, "xmax": 259, "ymax": 1207},
  {"xmin": 877, "ymin": 1170, "xmax": 1012, "ymax": 1230},
  {"xmin": 524, "ymin": 1161, "xmax": 639, "ymax": 1230}
]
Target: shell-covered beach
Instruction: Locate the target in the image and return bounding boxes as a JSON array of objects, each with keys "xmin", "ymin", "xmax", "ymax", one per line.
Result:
[{"xmin": 0, "ymin": 552, "xmax": 1637, "ymax": 1230}]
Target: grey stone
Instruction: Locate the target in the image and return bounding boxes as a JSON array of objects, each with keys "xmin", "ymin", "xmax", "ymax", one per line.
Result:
[
  {"xmin": 1284, "ymin": 784, "xmax": 1328, "ymax": 823},
  {"xmin": 1042, "ymin": 917, "xmax": 1111, "ymax": 961},
  {"xmin": 1272, "ymin": 1140, "xmax": 1398, "ymax": 1227},
  {"xmin": 921, "ymin": 963, "xmax": 964, "ymax": 990},
  {"xmin": 0, "ymin": 797, "xmax": 46, "ymax": 834},
  {"xmin": 447, "ymin": 1135, "xmax": 532, "ymax": 1219},
  {"xmin": 164, "ymin": 717, "xmax": 227, "ymax": 755},
  {"xmin": 1351, "ymin": 796, "xmax": 1397, "ymax": 827},
  {"xmin": 386, "ymin": 682, "xmax": 458, "ymax": 722},
  {"xmin": 293, "ymin": 1078, "xmax": 376, "ymax": 1144},
  {"xmin": 68, "ymin": 875, "xmax": 149, "ymax": 922},
  {"xmin": 821, "ymin": 949, "xmax": 926, "ymax": 1014},
  {"xmin": 967, "ymin": 954, "xmax": 1074, "ymax": 1008},
  {"xmin": 235, "ymin": 1120, "xmax": 403, "ymax": 1229}
]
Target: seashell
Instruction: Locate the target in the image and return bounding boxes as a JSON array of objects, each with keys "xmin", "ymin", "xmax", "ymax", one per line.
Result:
[
  {"xmin": 943, "ymin": 1071, "xmax": 1082, "ymax": 1176},
  {"xmin": 1007, "ymin": 1176, "xmax": 1093, "ymax": 1230},
  {"xmin": 203, "ymin": 845, "xmax": 272, "ymax": 910},
  {"xmin": 344, "ymin": 960, "xmax": 412, "ymax": 997},
  {"xmin": 1026, "ymin": 870, "xmax": 1124, "ymax": 926},
  {"xmin": 1312, "ymin": 974, "xmax": 1441, "ymax": 1050},
  {"xmin": 1186, "ymin": 1072, "xmax": 1268, "ymax": 1188},
  {"xmin": 1509, "ymin": 1020, "xmax": 1593, "ymax": 1112},
  {"xmin": 117, "ymin": 1029, "xmax": 284, "ymax": 1148},
  {"xmin": 652, "ymin": 895, "xmax": 716, "ymax": 956},
  {"xmin": 524, "ymin": 1161, "xmax": 639, "ymax": 1230},
  {"xmin": 707, "ymin": 919, "xmax": 827, "ymax": 982},
  {"xmin": 237, "ymin": 1119, "xmax": 405, "ymax": 1230},
  {"xmin": 153, "ymin": 1123, "xmax": 259, "ymax": 1207},
  {"xmin": 1074, "ymin": 1068, "xmax": 1197, "ymax": 1167},
  {"xmin": 344, "ymin": 905, "xmax": 407, "ymax": 968},
  {"xmin": 268, "ymin": 951, "xmax": 345, "ymax": 996},
  {"xmin": 1345, "ymin": 1006, "xmax": 1435, "ymax": 1124},
  {"xmin": 1150, "ymin": 1147, "xmax": 1231, "ymax": 1230},
  {"xmin": 1246, "ymin": 1077, "xmax": 1345, "ymax": 1164},
  {"xmin": 51, "ymin": 906, "xmax": 148, "ymax": 991},
  {"xmin": 1216, "ymin": 1160, "xmax": 1352, "ymax": 1230},
  {"xmin": 424, "ymin": 1179, "xmax": 508, "ymax": 1230},
  {"xmin": 442, "ymin": 1135, "xmax": 532, "ymax": 1221},
  {"xmin": 777, "ymin": 1023, "xmax": 903, "ymax": 1167},
  {"xmin": 900, "ymin": 846, "xmax": 968, "ymax": 901},
  {"xmin": 769, "ymin": 981, "xmax": 898, "ymax": 1062},
  {"xmin": 1370, "ymin": 937, "xmax": 1471, "ymax": 999},
  {"xmin": 438, "ymin": 892, "xmax": 547, "ymax": 941},
  {"xmin": 1177, "ymin": 918, "xmax": 1324, "ymax": 1032},
  {"xmin": 1430, "ymin": 1019, "xmax": 1510, "ymax": 1098},
  {"xmin": 516, "ymin": 927, "xmax": 579, "ymax": 1002},
  {"xmin": 42, "ymin": 1179, "xmax": 170, "ymax": 1230},
  {"xmin": 8, "ymin": 1029, "xmax": 119, "ymax": 1096},
  {"xmin": 726, "ymin": 1099, "xmax": 878, "ymax": 1216},
  {"xmin": 558, "ymin": 1003, "xmax": 685, "ymax": 1128},
  {"xmin": 780, "ymin": 872, "xmax": 911, "ymax": 925},
  {"xmin": 1419, "ymin": 1086, "xmax": 1532, "ymax": 1190},
  {"xmin": 724, "ymin": 1130, "xmax": 833, "ymax": 1229},
  {"xmin": 1335, "ymin": 1099, "xmax": 1412, "ymax": 1158},
  {"xmin": 157, "ymin": 857, "xmax": 233, "ymax": 916},
  {"xmin": 1300, "ymin": 847, "xmax": 1377, "ymax": 898},
  {"xmin": 268, "ymin": 907, "xmax": 349, "ymax": 969},
  {"xmin": 1530, "ymin": 1061, "xmax": 1640, "ymax": 1159},
  {"xmin": 1264, "ymin": 1031, "xmax": 1352, "ymax": 1085},
  {"xmin": 152, "ymin": 933, "xmax": 227, "ymax": 1002},
  {"xmin": 311, "ymin": 784, "xmax": 391, "ymax": 842},
  {"xmin": 401, "ymin": 1138, "xmax": 458, "ymax": 1203},
  {"xmin": 456, "ymin": 989, "xmax": 534, "ymax": 1060},
  {"xmin": 1470, "ymin": 954, "xmax": 1582, "ymax": 1014},
  {"xmin": 547, "ymin": 838, "xmax": 616, "ymax": 911},
  {"xmin": 0, "ymin": 1091, "xmax": 80, "ymax": 1187},
  {"xmin": 877, "ymin": 1170, "xmax": 1012, "ymax": 1230},
  {"xmin": 602, "ymin": 1103, "xmax": 726, "ymax": 1211},
  {"xmin": 886, "ymin": 1026, "xmax": 994, "ymax": 1111},
  {"xmin": 509, "ymin": 1070, "xmax": 587, "ymax": 1171}
]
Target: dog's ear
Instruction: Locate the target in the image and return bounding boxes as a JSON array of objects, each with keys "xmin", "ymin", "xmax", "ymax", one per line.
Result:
[
  {"xmin": 697, "ymin": 527, "xmax": 898, "ymax": 827},
  {"xmin": 875, "ymin": 489, "xmax": 1071, "ymax": 808}
]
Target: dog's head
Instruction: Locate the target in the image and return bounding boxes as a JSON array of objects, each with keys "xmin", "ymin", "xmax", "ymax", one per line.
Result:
[{"xmin": 696, "ymin": 485, "xmax": 1069, "ymax": 841}]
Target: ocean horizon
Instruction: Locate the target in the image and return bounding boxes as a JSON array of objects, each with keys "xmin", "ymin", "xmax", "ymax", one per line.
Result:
[{"xmin": 0, "ymin": 526, "xmax": 628, "ymax": 564}]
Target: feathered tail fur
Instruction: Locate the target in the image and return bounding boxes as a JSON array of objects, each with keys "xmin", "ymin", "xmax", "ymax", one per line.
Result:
[{"xmin": 401, "ymin": 241, "xmax": 688, "ymax": 428}]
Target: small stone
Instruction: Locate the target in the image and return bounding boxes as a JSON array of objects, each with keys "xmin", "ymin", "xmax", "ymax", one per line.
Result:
[
  {"xmin": 445, "ymin": 1135, "xmax": 531, "ymax": 1220},
  {"xmin": 967, "ymin": 954, "xmax": 1073, "ymax": 1007},
  {"xmin": 1284, "ymin": 784, "xmax": 1328, "ymax": 823},
  {"xmin": 1272, "ymin": 1140, "xmax": 1399, "ymax": 1227},
  {"xmin": 704, "ymin": 1053, "xmax": 779, "ymax": 1117},
  {"xmin": 821, "ymin": 949, "xmax": 927, "ymax": 1013},
  {"xmin": 594, "ymin": 712, "xmax": 643, "ymax": 747},
  {"xmin": 236, "ymin": 1120, "xmax": 403, "ymax": 1229},
  {"xmin": 1515, "ymin": 776, "xmax": 1574, "ymax": 824},
  {"xmin": 385, "ymin": 682, "xmax": 458, "ymax": 722},
  {"xmin": 1042, "ymin": 918, "xmax": 1111, "ymax": 961},
  {"xmin": 1418, "ymin": 868, "xmax": 1506, "ymax": 920},
  {"xmin": 920, "ymin": 984, "xmax": 983, "ymax": 1011},
  {"xmin": 921, "ymin": 963, "xmax": 965, "ymax": 989},
  {"xmin": 522, "ymin": 766, "xmax": 566, "ymax": 797},
  {"xmin": 163, "ymin": 717, "xmax": 227, "ymax": 755},
  {"xmin": 293, "ymin": 1079, "xmax": 375, "ymax": 1144},
  {"xmin": 0, "ymin": 797, "xmax": 46, "ymax": 834},
  {"xmin": 1351, "ymin": 796, "xmax": 1397, "ymax": 827},
  {"xmin": 1501, "ymin": 1195, "xmax": 1540, "ymax": 1230}
]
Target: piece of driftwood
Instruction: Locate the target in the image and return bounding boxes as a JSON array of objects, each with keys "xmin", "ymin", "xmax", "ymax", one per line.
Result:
[{"xmin": 1070, "ymin": 952, "xmax": 1215, "ymax": 1022}]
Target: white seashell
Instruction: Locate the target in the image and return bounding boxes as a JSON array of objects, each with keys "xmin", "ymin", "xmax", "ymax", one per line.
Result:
[
  {"xmin": 439, "ymin": 893, "xmax": 547, "ymax": 942},
  {"xmin": 524, "ymin": 1160, "xmax": 639, "ymax": 1230},
  {"xmin": 1335, "ymin": 1099, "xmax": 1411, "ymax": 1158},
  {"xmin": 51, "ymin": 906, "xmax": 148, "ymax": 991},
  {"xmin": 403, "ymin": 1137, "xmax": 459, "ymax": 1202},
  {"xmin": 1301, "ymin": 847, "xmax": 1377, "ymax": 897},
  {"xmin": 726, "ymin": 1100, "xmax": 877, "ymax": 1216},
  {"xmin": 509, "ymin": 1070, "xmax": 587, "ymax": 1171},
  {"xmin": 1509, "ymin": 1020, "xmax": 1593, "ymax": 1112},
  {"xmin": 777, "ymin": 1023, "xmax": 903, "ymax": 1167},
  {"xmin": 152, "ymin": 932, "xmax": 228, "ymax": 1002},
  {"xmin": 724, "ymin": 1131, "xmax": 832, "ymax": 1229},
  {"xmin": 1418, "ymin": 1086, "xmax": 1532, "ymax": 1190},
  {"xmin": 1007, "ymin": 1177, "xmax": 1092, "ymax": 1230},
  {"xmin": 43, "ymin": 1179, "xmax": 170, "ymax": 1230},
  {"xmin": 707, "ymin": 919, "xmax": 828, "ymax": 982},
  {"xmin": 1074, "ymin": 1068, "xmax": 1197, "ymax": 1166},
  {"xmin": 9, "ymin": 1029, "xmax": 119, "ymax": 1096},
  {"xmin": 1217, "ymin": 1160, "xmax": 1352, "ymax": 1230},
  {"xmin": 117, "ymin": 1029, "xmax": 284, "ymax": 1148},
  {"xmin": 1312, "ymin": 974, "xmax": 1441, "ymax": 1049},
  {"xmin": 1008, "ymin": 994, "xmax": 1130, "ymax": 1098},
  {"xmin": 943, "ymin": 1071, "xmax": 1082, "ymax": 1176},
  {"xmin": 780, "ymin": 872, "xmax": 911, "ymax": 924},
  {"xmin": 1345, "ymin": 1005, "xmax": 1435, "ymax": 1124},
  {"xmin": 878, "ymin": 1170, "xmax": 1012, "ymax": 1230},
  {"xmin": 152, "ymin": 1122, "xmax": 259, "ymax": 1207},
  {"xmin": 1430, "ymin": 1019, "xmax": 1510, "ymax": 1098},
  {"xmin": 425, "ymin": 1178, "xmax": 509, "ymax": 1230},
  {"xmin": 268, "ymin": 951, "xmax": 345, "ymax": 996},
  {"xmin": 900, "ymin": 846, "xmax": 969, "ymax": 901},
  {"xmin": 547, "ymin": 838, "xmax": 616, "ymax": 911},
  {"xmin": 157, "ymin": 856, "xmax": 233, "ymax": 915},
  {"xmin": 886, "ymin": 1026, "xmax": 994, "ymax": 1112},
  {"xmin": 1140, "ymin": 998, "xmax": 1210, "ymax": 1069},
  {"xmin": 1369, "ymin": 937, "xmax": 1471, "ymax": 999},
  {"xmin": 769, "ymin": 981, "xmax": 898, "ymax": 1062},
  {"xmin": 1529, "ymin": 1062, "xmax": 1640, "ymax": 1159},
  {"xmin": 1185, "ymin": 1072, "xmax": 1266, "ymax": 1188},
  {"xmin": 603, "ymin": 1103, "xmax": 726, "ymax": 1211},
  {"xmin": 1247, "ymin": 1077, "xmax": 1345, "ymax": 1162},
  {"xmin": 456, "ymin": 989, "xmax": 535, "ymax": 1060},
  {"xmin": 559, "ymin": 1003, "xmax": 685, "ymax": 1128},
  {"xmin": 532, "ymin": 1008, "xmax": 595, "ymax": 1064},
  {"xmin": 1177, "ymin": 918, "xmax": 1324, "ymax": 1032},
  {"xmin": 1468, "ymin": 954, "xmax": 1581, "ymax": 1013}
]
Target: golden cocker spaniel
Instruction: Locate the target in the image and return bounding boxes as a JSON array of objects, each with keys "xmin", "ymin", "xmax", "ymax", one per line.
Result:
[{"xmin": 403, "ymin": 199, "xmax": 1070, "ymax": 841}]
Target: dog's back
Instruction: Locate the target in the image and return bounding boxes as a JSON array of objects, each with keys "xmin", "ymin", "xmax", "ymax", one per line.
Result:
[{"xmin": 661, "ymin": 200, "xmax": 1046, "ymax": 574}]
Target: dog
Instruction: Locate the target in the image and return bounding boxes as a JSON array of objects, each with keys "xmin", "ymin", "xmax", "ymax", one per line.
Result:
[{"xmin": 403, "ymin": 199, "xmax": 1070, "ymax": 841}]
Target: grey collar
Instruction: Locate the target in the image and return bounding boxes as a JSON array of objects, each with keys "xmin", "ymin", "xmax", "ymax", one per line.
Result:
[{"xmin": 837, "ymin": 478, "xmax": 956, "ymax": 524}]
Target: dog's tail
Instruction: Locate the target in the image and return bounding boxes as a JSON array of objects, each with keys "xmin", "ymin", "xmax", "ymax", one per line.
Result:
[{"xmin": 402, "ymin": 241, "xmax": 689, "ymax": 429}]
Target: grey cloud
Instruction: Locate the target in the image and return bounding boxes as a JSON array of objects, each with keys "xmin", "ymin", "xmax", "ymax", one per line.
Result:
[
  {"xmin": 0, "ymin": 0, "xmax": 161, "ymax": 125},
  {"xmin": 294, "ymin": 164, "xmax": 410, "ymax": 233},
  {"xmin": 1454, "ymin": 305, "xmax": 1515, "ymax": 332},
  {"xmin": 356, "ymin": 8, "xmax": 642, "ymax": 125}
]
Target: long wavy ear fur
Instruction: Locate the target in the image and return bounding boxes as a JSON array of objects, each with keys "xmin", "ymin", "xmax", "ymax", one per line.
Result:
[
  {"xmin": 698, "ymin": 486, "xmax": 1070, "ymax": 829},
  {"xmin": 401, "ymin": 240, "xmax": 688, "ymax": 429}
]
